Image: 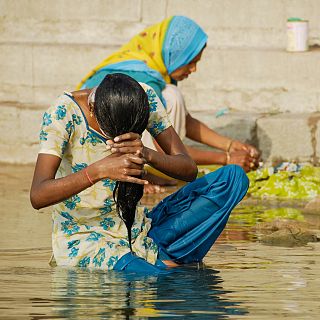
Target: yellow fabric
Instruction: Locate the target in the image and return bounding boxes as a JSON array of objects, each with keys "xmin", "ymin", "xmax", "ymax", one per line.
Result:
[{"xmin": 77, "ymin": 17, "xmax": 173, "ymax": 90}]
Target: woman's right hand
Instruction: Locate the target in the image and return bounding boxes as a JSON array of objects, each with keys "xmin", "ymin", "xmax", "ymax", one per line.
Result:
[
  {"xmin": 227, "ymin": 150, "xmax": 259, "ymax": 173},
  {"xmin": 95, "ymin": 152, "xmax": 148, "ymax": 185}
]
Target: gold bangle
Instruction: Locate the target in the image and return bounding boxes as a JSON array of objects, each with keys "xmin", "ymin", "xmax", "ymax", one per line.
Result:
[
  {"xmin": 226, "ymin": 139, "xmax": 234, "ymax": 152},
  {"xmin": 226, "ymin": 152, "xmax": 231, "ymax": 165}
]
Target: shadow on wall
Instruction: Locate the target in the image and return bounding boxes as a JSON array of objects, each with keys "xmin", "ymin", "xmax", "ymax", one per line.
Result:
[{"xmin": 257, "ymin": 126, "xmax": 272, "ymax": 164}]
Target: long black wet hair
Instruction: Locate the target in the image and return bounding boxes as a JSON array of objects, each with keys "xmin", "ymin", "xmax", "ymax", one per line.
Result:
[{"xmin": 94, "ymin": 73, "xmax": 150, "ymax": 252}]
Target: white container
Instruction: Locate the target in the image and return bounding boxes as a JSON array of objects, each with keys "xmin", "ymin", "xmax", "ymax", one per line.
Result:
[{"xmin": 287, "ymin": 19, "xmax": 309, "ymax": 52}]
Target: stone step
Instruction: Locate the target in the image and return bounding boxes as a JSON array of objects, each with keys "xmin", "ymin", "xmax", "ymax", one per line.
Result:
[
  {"xmin": 1, "ymin": 102, "xmax": 319, "ymax": 165},
  {"xmin": 1, "ymin": 0, "xmax": 320, "ymax": 48},
  {"xmin": 1, "ymin": 42, "xmax": 320, "ymax": 114},
  {"xmin": 184, "ymin": 110, "xmax": 320, "ymax": 166}
]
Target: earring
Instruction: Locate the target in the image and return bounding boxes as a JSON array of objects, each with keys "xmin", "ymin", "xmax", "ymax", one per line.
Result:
[{"xmin": 89, "ymin": 103, "xmax": 94, "ymax": 118}]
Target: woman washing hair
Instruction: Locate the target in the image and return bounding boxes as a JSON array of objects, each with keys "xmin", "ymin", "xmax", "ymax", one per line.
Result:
[
  {"xmin": 31, "ymin": 73, "xmax": 249, "ymax": 273},
  {"xmin": 77, "ymin": 15, "xmax": 260, "ymax": 173}
]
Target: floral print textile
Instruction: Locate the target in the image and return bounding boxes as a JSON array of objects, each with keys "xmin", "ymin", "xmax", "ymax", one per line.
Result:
[{"xmin": 39, "ymin": 83, "xmax": 171, "ymax": 270}]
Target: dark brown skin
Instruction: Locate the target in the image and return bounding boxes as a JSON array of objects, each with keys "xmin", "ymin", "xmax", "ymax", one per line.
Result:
[
  {"xmin": 169, "ymin": 49, "xmax": 261, "ymax": 172},
  {"xmin": 30, "ymin": 89, "xmax": 197, "ymax": 210}
]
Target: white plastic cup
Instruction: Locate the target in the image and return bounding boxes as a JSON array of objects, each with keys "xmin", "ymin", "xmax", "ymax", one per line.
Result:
[{"xmin": 287, "ymin": 19, "xmax": 309, "ymax": 52}]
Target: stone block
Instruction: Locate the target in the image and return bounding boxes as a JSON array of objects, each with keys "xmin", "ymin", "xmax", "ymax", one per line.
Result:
[
  {"xmin": 32, "ymin": 44, "xmax": 113, "ymax": 88},
  {"xmin": 0, "ymin": 104, "xmax": 43, "ymax": 163},
  {"xmin": 0, "ymin": 44, "xmax": 33, "ymax": 86},
  {"xmin": 0, "ymin": 18, "xmax": 145, "ymax": 47},
  {"xmin": 312, "ymin": 113, "xmax": 320, "ymax": 164},
  {"xmin": 1, "ymin": 0, "xmax": 141, "ymax": 21},
  {"xmin": 0, "ymin": 43, "xmax": 115, "ymax": 105},
  {"xmin": 179, "ymin": 48, "xmax": 320, "ymax": 113},
  {"xmin": 142, "ymin": 0, "xmax": 167, "ymax": 23},
  {"xmin": 167, "ymin": 0, "xmax": 284, "ymax": 29},
  {"xmin": 256, "ymin": 113, "xmax": 314, "ymax": 164}
]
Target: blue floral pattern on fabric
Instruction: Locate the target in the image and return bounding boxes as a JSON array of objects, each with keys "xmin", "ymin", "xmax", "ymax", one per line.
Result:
[
  {"xmin": 42, "ymin": 112, "xmax": 52, "ymax": 126},
  {"xmin": 69, "ymin": 246, "xmax": 79, "ymax": 258},
  {"xmin": 132, "ymin": 228, "xmax": 140, "ymax": 240},
  {"xmin": 61, "ymin": 140, "xmax": 68, "ymax": 155},
  {"xmin": 55, "ymin": 105, "xmax": 67, "ymax": 120},
  {"xmin": 72, "ymin": 114, "xmax": 82, "ymax": 125},
  {"xmin": 119, "ymin": 239, "xmax": 130, "ymax": 247},
  {"xmin": 63, "ymin": 195, "xmax": 81, "ymax": 210},
  {"xmin": 65, "ymin": 121, "xmax": 74, "ymax": 137},
  {"xmin": 148, "ymin": 121, "xmax": 166, "ymax": 136},
  {"xmin": 146, "ymin": 88, "xmax": 158, "ymax": 112},
  {"xmin": 102, "ymin": 179, "xmax": 116, "ymax": 191},
  {"xmin": 93, "ymin": 248, "xmax": 106, "ymax": 267},
  {"xmin": 72, "ymin": 163, "xmax": 88, "ymax": 173},
  {"xmin": 39, "ymin": 130, "xmax": 48, "ymax": 141},
  {"xmin": 107, "ymin": 256, "xmax": 118, "ymax": 269},
  {"xmin": 106, "ymin": 241, "xmax": 114, "ymax": 248},
  {"xmin": 142, "ymin": 236, "xmax": 158, "ymax": 252},
  {"xmin": 80, "ymin": 131, "xmax": 103, "ymax": 146},
  {"xmin": 61, "ymin": 220, "xmax": 80, "ymax": 236},
  {"xmin": 61, "ymin": 211, "xmax": 74, "ymax": 221},
  {"xmin": 67, "ymin": 239, "xmax": 80, "ymax": 249},
  {"xmin": 86, "ymin": 232, "xmax": 104, "ymax": 242},
  {"xmin": 100, "ymin": 217, "xmax": 115, "ymax": 230},
  {"xmin": 78, "ymin": 256, "xmax": 90, "ymax": 268},
  {"xmin": 99, "ymin": 199, "xmax": 113, "ymax": 215}
]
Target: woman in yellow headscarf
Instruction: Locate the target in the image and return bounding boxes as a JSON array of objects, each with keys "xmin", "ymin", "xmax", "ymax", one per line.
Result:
[{"xmin": 77, "ymin": 16, "xmax": 260, "ymax": 172}]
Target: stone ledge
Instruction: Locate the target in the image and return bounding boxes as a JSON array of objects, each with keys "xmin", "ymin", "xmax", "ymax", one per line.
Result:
[
  {"xmin": 1, "ymin": 103, "xmax": 319, "ymax": 165},
  {"xmin": 185, "ymin": 110, "xmax": 320, "ymax": 166}
]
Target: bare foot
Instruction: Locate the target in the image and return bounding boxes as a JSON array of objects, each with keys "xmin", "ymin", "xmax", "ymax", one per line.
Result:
[
  {"xmin": 144, "ymin": 184, "xmax": 166, "ymax": 194},
  {"xmin": 146, "ymin": 172, "xmax": 177, "ymax": 186},
  {"xmin": 162, "ymin": 260, "xmax": 180, "ymax": 267}
]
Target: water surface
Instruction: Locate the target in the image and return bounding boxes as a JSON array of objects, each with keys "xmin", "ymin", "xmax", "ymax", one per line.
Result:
[{"xmin": 1, "ymin": 164, "xmax": 319, "ymax": 319}]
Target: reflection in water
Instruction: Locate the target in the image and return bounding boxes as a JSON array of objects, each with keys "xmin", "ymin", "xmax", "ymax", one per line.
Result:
[{"xmin": 51, "ymin": 265, "xmax": 247, "ymax": 319}]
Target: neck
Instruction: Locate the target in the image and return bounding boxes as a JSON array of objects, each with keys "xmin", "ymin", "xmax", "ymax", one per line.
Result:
[{"xmin": 72, "ymin": 89, "xmax": 104, "ymax": 135}]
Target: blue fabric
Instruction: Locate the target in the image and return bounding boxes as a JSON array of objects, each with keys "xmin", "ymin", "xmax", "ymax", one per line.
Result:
[
  {"xmin": 162, "ymin": 16, "xmax": 208, "ymax": 74},
  {"xmin": 81, "ymin": 61, "xmax": 167, "ymax": 107},
  {"xmin": 114, "ymin": 252, "xmax": 169, "ymax": 275},
  {"xmin": 147, "ymin": 165, "xmax": 249, "ymax": 264}
]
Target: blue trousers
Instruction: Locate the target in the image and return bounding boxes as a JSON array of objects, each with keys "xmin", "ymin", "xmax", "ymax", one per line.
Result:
[{"xmin": 114, "ymin": 165, "xmax": 249, "ymax": 272}]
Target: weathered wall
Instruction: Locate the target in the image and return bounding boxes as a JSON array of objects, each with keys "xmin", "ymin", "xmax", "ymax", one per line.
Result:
[{"xmin": 1, "ymin": 0, "xmax": 320, "ymax": 164}]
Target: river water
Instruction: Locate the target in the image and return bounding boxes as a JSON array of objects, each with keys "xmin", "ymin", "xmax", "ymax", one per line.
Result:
[{"xmin": 1, "ymin": 164, "xmax": 319, "ymax": 319}]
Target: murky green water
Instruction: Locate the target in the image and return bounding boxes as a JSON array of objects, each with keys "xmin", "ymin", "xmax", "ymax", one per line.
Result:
[{"xmin": 1, "ymin": 164, "xmax": 320, "ymax": 319}]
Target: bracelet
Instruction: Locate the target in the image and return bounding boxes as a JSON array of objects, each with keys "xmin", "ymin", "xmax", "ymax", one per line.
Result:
[
  {"xmin": 84, "ymin": 168, "xmax": 94, "ymax": 186},
  {"xmin": 225, "ymin": 152, "xmax": 231, "ymax": 165},
  {"xmin": 226, "ymin": 139, "xmax": 234, "ymax": 152}
]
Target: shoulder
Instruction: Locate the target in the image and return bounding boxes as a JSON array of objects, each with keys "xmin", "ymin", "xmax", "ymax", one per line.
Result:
[{"xmin": 43, "ymin": 94, "xmax": 79, "ymax": 121}]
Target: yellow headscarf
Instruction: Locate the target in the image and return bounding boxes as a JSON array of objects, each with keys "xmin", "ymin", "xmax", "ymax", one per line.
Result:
[{"xmin": 77, "ymin": 17, "xmax": 172, "ymax": 90}]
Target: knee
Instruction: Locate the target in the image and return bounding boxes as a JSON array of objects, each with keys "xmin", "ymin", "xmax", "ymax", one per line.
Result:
[
  {"xmin": 226, "ymin": 164, "xmax": 249, "ymax": 193},
  {"xmin": 206, "ymin": 165, "xmax": 249, "ymax": 193}
]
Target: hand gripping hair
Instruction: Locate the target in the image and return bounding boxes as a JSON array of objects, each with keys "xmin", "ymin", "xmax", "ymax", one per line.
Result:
[{"xmin": 94, "ymin": 73, "xmax": 150, "ymax": 252}]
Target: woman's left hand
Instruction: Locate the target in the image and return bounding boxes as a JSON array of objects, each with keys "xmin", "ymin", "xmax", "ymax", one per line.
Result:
[
  {"xmin": 106, "ymin": 132, "xmax": 146, "ymax": 157},
  {"xmin": 229, "ymin": 140, "xmax": 260, "ymax": 159}
]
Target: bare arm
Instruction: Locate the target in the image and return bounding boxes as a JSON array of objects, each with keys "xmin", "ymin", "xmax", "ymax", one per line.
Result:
[
  {"xmin": 186, "ymin": 114, "xmax": 232, "ymax": 151},
  {"xmin": 30, "ymin": 152, "xmax": 147, "ymax": 210},
  {"xmin": 185, "ymin": 113, "xmax": 260, "ymax": 171},
  {"xmin": 185, "ymin": 146, "xmax": 227, "ymax": 165},
  {"xmin": 149, "ymin": 126, "xmax": 198, "ymax": 181}
]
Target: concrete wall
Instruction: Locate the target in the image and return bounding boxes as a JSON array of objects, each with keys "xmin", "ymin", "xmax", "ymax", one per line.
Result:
[{"xmin": 1, "ymin": 0, "xmax": 320, "ymax": 164}]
